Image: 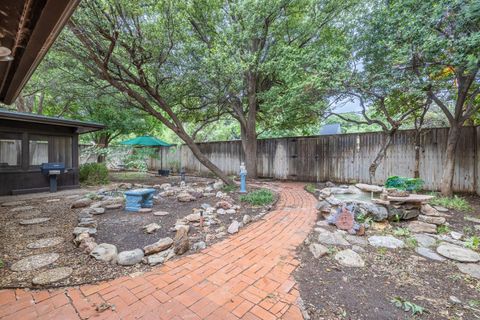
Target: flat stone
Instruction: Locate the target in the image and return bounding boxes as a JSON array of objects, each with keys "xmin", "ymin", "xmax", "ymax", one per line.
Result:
[
  {"xmin": 418, "ymin": 215, "xmax": 446, "ymax": 225},
  {"xmin": 71, "ymin": 198, "xmax": 93, "ymax": 208},
  {"xmin": 450, "ymin": 231, "xmax": 463, "ymax": 240},
  {"xmin": 433, "ymin": 234, "xmax": 465, "ymax": 246},
  {"xmin": 143, "ymin": 237, "xmax": 174, "ymax": 255},
  {"xmin": 91, "ymin": 207, "xmax": 106, "ymax": 215},
  {"xmin": 413, "ymin": 234, "xmax": 436, "ymax": 248},
  {"xmin": 450, "ymin": 296, "xmax": 462, "ymax": 304},
  {"xmin": 368, "ymin": 235, "xmax": 404, "ymax": 249},
  {"xmin": 387, "ymin": 194, "xmax": 434, "ymax": 203},
  {"xmin": 185, "ymin": 213, "xmax": 201, "ymax": 222},
  {"xmin": 138, "ymin": 208, "xmax": 152, "ymax": 213},
  {"xmin": 32, "ymin": 267, "xmax": 73, "ymax": 285},
  {"xmin": 345, "ymin": 235, "xmax": 368, "ymax": 246},
  {"xmin": 437, "ymin": 243, "xmax": 480, "ymax": 262},
  {"xmin": 19, "ymin": 217, "xmax": 50, "ymax": 225},
  {"xmin": 78, "ymin": 220, "xmax": 98, "ymax": 228},
  {"xmin": 415, "ymin": 247, "xmax": 446, "ymax": 261},
  {"xmin": 46, "ymin": 199, "xmax": 61, "ymax": 203},
  {"xmin": 309, "ymin": 243, "xmax": 328, "ymax": 258},
  {"xmin": 24, "ymin": 227, "xmax": 58, "ymax": 236},
  {"xmin": 2, "ymin": 200, "xmax": 27, "ymax": 207},
  {"xmin": 73, "ymin": 227, "xmax": 97, "ymax": 236},
  {"xmin": 10, "ymin": 206, "xmax": 35, "ymax": 212},
  {"xmin": 334, "ymin": 249, "xmax": 365, "ymax": 267},
  {"xmin": 146, "ymin": 248, "xmax": 175, "ymax": 266},
  {"xmin": 27, "ymin": 237, "xmax": 64, "ymax": 249},
  {"xmin": 243, "ymin": 215, "xmax": 252, "ymax": 224},
  {"xmin": 11, "ymin": 253, "xmax": 59, "ymax": 272},
  {"xmin": 193, "ymin": 241, "xmax": 206, "ymax": 251},
  {"xmin": 325, "ymin": 196, "xmax": 342, "ymax": 206},
  {"xmin": 355, "ymin": 183, "xmax": 383, "ymax": 193},
  {"xmin": 318, "ymin": 231, "xmax": 350, "ymax": 246},
  {"xmin": 228, "ymin": 220, "xmax": 240, "ymax": 234},
  {"xmin": 117, "ymin": 249, "xmax": 144, "ymax": 266},
  {"xmin": 434, "ymin": 206, "xmax": 449, "ymax": 212},
  {"xmin": 456, "ymin": 263, "xmax": 480, "ymax": 279},
  {"xmin": 408, "ymin": 221, "xmax": 437, "ymax": 233},
  {"xmin": 143, "ymin": 223, "xmax": 161, "ymax": 234},
  {"xmin": 177, "ymin": 192, "xmax": 196, "ymax": 202},
  {"xmin": 153, "ymin": 211, "xmax": 170, "ymax": 216},
  {"xmin": 421, "ymin": 204, "xmax": 440, "ymax": 216},
  {"xmin": 352, "ymin": 245, "xmax": 366, "ymax": 253},
  {"xmin": 465, "ymin": 216, "xmax": 480, "ymax": 224},
  {"xmin": 90, "ymin": 243, "xmax": 118, "ymax": 263}
]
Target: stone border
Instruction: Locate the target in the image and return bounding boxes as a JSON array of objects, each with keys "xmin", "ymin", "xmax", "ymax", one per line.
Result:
[{"xmin": 71, "ymin": 181, "xmax": 269, "ymax": 267}]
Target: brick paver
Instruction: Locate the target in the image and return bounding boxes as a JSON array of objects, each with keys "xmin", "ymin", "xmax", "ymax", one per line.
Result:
[{"xmin": 0, "ymin": 183, "xmax": 316, "ymax": 319}]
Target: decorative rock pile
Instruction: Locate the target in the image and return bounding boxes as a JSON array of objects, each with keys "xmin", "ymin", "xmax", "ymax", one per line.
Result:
[
  {"xmin": 316, "ymin": 183, "xmax": 440, "ymax": 233},
  {"xmin": 310, "ymin": 182, "xmax": 480, "ymax": 278}
]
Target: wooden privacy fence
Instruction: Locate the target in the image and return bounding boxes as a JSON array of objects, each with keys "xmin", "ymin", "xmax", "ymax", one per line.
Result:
[{"xmin": 147, "ymin": 127, "xmax": 480, "ymax": 193}]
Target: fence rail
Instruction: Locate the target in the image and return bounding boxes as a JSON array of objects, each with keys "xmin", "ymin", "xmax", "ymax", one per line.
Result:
[{"xmin": 146, "ymin": 127, "xmax": 479, "ymax": 193}]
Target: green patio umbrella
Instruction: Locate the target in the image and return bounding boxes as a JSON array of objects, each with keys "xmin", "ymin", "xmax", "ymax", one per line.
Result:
[
  {"xmin": 120, "ymin": 136, "xmax": 173, "ymax": 171},
  {"xmin": 119, "ymin": 136, "xmax": 173, "ymax": 147}
]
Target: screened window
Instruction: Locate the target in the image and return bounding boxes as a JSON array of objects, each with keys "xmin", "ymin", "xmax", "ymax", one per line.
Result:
[
  {"xmin": 51, "ymin": 136, "xmax": 73, "ymax": 168},
  {"xmin": 29, "ymin": 135, "xmax": 49, "ymax": 166},
  {"xmin": 0, "ymin": 133, "xmax": 22, "ymax": 168}
]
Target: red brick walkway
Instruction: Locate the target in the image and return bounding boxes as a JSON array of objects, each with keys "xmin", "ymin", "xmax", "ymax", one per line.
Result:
[{"xmin": 0, "ymin": 183, "xmax": 316, "ymax": 320}]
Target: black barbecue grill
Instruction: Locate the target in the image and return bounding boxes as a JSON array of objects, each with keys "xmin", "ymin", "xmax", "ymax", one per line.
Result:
[{"xmin": 40, "ymin": 163, "xmax": 66, "ymax": 192}]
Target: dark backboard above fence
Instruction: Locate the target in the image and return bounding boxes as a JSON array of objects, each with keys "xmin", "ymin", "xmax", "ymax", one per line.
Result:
[{"xmin": 146, "ymin": 127, "xmax": 480, "ymax": 193}]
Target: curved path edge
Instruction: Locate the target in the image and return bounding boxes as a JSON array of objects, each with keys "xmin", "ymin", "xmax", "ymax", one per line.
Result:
[{"xmin": 0, "ymin": 182, "xmax": 316, "ymax": 320}]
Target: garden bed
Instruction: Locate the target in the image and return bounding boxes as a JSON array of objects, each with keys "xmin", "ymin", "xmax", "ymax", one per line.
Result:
[
  {"xmin": 296, "ymin": 182, "xmax": 480, "ymax": 319},
  {"xmin": 0, "ymin": 174, "xmax": 277, "ymax": 289}
]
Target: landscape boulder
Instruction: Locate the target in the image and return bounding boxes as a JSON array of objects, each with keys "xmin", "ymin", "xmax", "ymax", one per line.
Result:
[
  {"xmin": 90, "ymin": 243, "xmax": 118, "ymax": 263},
  {"xmin": 177, "ymin": 192, "xmax": 196, "ymax": 202},
  {"xmin": 143, "ymin": 237, "xmax": 174, "ymax": 255},
  {"xmin": 71, "ymin": 198, "xmax": 93, "ymax": 208},
  {"xmin": 309, "ymin": 243, "xmax": 328, "ymax": 259},
  {"xmin": 173, "ymin": 226, "xmax": 190, "ymax": 255},
  {"xmin": 408, "ymin": 221, "xmax": 437, "ymax": 234},
  {"xmin": 228, "ymin": 220, "xmax": 240, "ymax": 234},
  {"xmin": 117, "ymin": 249, "xmax": 144, "ymax": 266},
  {"xmin": 355, "ymin": 183, "xmax": 383, "ymax": 193},
  {"xmin": 146, "ymin": 249, "xmax": 175, "ymax": 266}
]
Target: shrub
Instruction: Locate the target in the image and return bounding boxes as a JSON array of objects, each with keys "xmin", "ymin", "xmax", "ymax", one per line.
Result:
[
  {"xmin": 304, "ymin": 184, "xmax": 316, "ymax": 194},
  {"xmin": 79, "ymin": 163, "xmax": 109, "ymax": 185},
  {"xmin": 465, "ymin": 236, "xmax": 480, "ymax": 250},
  {"xmin": 429, "ymin": 195, "xmax": 473, "ymax": 212},
  {"xmin": 240, "ymin": 189, "xmax": 275, "ymax": 206},
  {"xmin": 385, "ymin": 176, "xmax": 424, "ymax": 192},
  {"xmin": 222, "ymin": 184, "xmax": 237, "ymax": 193}
]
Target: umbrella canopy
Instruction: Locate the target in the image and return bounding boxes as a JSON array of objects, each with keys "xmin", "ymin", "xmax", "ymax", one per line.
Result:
[{"xmin": 120, "ymin": 136, "xmax": 173, "ymax": 147}]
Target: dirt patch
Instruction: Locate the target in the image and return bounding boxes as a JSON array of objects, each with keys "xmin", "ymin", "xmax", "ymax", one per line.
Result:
[
  {"xmin": 295, "ymin": 193, "xmax": 480, "ymax": 320},
  {"xmin": 0, "ymin": 174, "xmax": 277, "ymax": 289}
]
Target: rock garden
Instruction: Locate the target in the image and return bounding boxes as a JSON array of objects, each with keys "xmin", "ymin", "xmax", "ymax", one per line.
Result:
[
  {"xmin": 296, "ymin": 181, "xmax": 480, "ymax": 320},
  {"xmin": 0, "ymin": 175, "xmax": 277, "ymax": 288}
]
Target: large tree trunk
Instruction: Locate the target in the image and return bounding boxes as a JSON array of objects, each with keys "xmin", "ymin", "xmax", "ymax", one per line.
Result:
[
  {"xmin": 96, "ymin": 133, "xmax": 110, "ymax": 163},
  {"xmin": 413, "ymin": 142, "xmax": 421, "ymax": 179},
  {"xmin": 369, "ymin": 129, "xmax": 396, "ymax": 183},
  {"xmin": 440, "ymin": 124, "xmax": 461, "ymax": 196},
  {"xmin": 241, "ymin": 71, "xmax": 258, "ymax": 178},
  {"xmin": 240, "ymin": 123, "xmax": 257, "ymax": 179},
  {"xmin": 180, "ymin": 132, "xmax": 235, "ymax": 185}
]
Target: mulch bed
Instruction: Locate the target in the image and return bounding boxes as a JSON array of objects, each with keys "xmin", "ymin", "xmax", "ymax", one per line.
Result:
[
  {"xmin": 295, "ymin": 191, "xmax": 480, "ymax": 320},
  {"xmin": 0, "ymin": 174, "xmax": 276, "ymax": 289}
]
